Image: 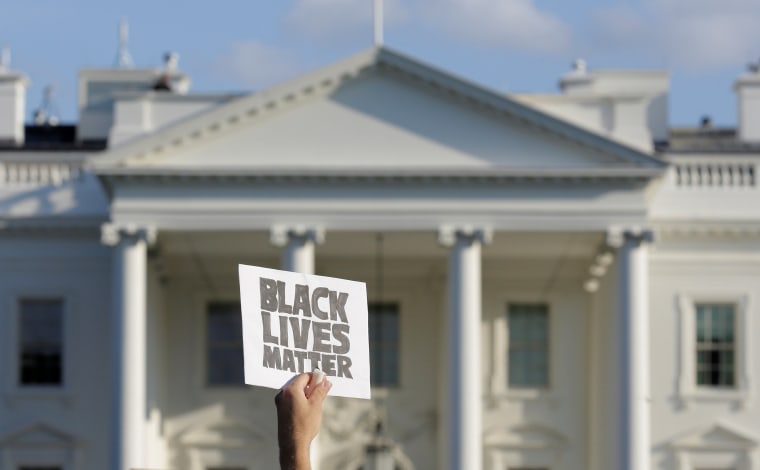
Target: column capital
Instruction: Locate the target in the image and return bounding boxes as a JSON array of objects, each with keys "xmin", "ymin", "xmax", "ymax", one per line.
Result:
[
  {"xmin": 270, "ymin": 225, "xmax": 325, "ymax": 247},
  {"xmin": 101, "ymin": 223, "xmax": 157, "ymax": 247},
  {"xmin": 606, "ymin": 226, "xmax": 654, "ymax": 249},
  {"xmin": 438, "ymin": 225, "xmax": 492, "ymax": 247}
]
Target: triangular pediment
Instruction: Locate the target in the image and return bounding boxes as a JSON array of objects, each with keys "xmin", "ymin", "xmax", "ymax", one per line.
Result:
[
  {"xmin": 0, "ymin": 422, "xmax": 77, "ymax": 448},
  {"xmin": 92, "ymin": 47, "xmax": 665, "ymax": 180},
  {"xmin": 670, "ymin": 422, "xmax": 759, "ymax": 450}
]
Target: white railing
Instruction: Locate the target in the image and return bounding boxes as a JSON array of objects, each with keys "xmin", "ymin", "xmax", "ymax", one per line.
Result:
[
  {"xmin": 673, "ymin": 162, "xmax": 756, "ymax": 188},
  {"xmin": 0, "ymin": 161, "xmax": 84, "ymax": 186}
]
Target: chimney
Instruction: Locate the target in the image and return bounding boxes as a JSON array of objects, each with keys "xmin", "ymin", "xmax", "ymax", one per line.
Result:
[
  {"xmin": 554, "ymin": 59, "xmax": 669, "ymax": 150},
  {"xmin": 734, "ymin": 60, "xmax": 760, "ymax": 142},
  {"xmin": 0, "ymin": 47, "xmax": 29, "ymax": 146}
]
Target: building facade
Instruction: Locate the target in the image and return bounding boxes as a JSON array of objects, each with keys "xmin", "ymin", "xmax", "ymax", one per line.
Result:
[{"xmin": 2, "ymin": 47, "xmax": 760, "ymax": 470}]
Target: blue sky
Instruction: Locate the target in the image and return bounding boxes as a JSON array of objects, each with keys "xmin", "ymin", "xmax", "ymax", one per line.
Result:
[{"xmin": 3, "ymin": 0, "xmax": 759, "ymax": 127}]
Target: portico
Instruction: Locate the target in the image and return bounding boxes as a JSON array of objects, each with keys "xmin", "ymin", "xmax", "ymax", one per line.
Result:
[
  {"xmin": 90, "ymin": 46, "xmax": 665, "ymax": 470},
  {"xmin": 98, "ymin": 224, "xmax": 654, "ymax": 470}
]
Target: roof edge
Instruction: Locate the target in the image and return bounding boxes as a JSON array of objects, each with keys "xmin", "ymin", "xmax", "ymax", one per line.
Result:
[
  {"xmin": 90, "ymin": 46, "xmax": 667, "ymax": 171},
  {"xmin": 93, "ymin": 165, "xmax": 664, "ymax": 180}
]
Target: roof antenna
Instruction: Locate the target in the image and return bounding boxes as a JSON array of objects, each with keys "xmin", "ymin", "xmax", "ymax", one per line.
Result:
[
  {"xmin": 373, "ymin": 0, "xmax": 384, "ymax": 47},
  {"xmin": 0, "ymin": 46, "xmax": 10, "ymax": 73},
  {"xmin": 115, "ymin": 18, "xmax": 134, "ymax": 68}
]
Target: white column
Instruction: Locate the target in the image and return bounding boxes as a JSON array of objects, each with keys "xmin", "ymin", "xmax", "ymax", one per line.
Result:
[
  {"xmin": 438, "ymin": 226, "xmax": 491, "ymax": 470},
  {"xmin": 271, "ymin": 225, "xmax": 325, "ymax": 470},
  {"xmin": 608, "ymin": 228, "xmax": 652, "ymax": 470},
  {"xmin": 271, "ymin": 226, "xmax": 324, "ymax": 274},
  {"xmin": 102, "ymin": 224, "xmax": 156, "ymax": 470}
]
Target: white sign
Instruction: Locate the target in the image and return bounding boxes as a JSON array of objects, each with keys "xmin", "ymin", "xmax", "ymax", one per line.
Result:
[{"xmin": 238, "ymin": 264, "xmax": 371, "ymax": 399}]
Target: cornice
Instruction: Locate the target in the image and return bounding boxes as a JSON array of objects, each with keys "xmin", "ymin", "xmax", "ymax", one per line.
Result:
[
  {"xmin": 94, "ymin": 166, "xmax": 662, "ymax": 183},
  {"xmin": 0, "ymin": 216, "xmax": 104, "ymax": 237}
]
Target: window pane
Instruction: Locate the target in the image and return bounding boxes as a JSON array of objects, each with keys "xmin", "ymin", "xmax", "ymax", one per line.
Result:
[
  {"xmin": 208, "ymin": 305, "xmax": 243, "ymax": 342},
  {"xmin": 720, "ymin": 368, "xmax": 735, "ymax": 386},
  {"xmin": 721, "ymin": 350, "xmax": 734, "ymax": 368},
  {"xmin": 207, "ymin": 302, "xmax": 244, "ymax": 385},
  {"xmin": 697, "ymin": 369, "xmax": 710, "ymax": 385},
  {"xmin": 696, "ymin": 308, "xmax": 707, "ymax": 342},
  {"xmin": 19, "ymin": 299, "xmax": 63, "ymax": 386},
  {"xmin": 695, "ymin": 303, "xmax": 736, "ymax": 388},
  {"xmin": 696, "ymin": 350, "xmax": 709, "ymax": 368},
  {"xmin": 508, "ymin": 303, "xmax": 549, "ymax": 387},
  {"xmin": 369, "ymin": 302, "xmax": 399, "ymax": 387}
]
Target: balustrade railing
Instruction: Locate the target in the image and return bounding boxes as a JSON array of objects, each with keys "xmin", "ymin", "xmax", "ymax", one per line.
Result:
[
  {"xmin": 0, "ymin": 161, "xmax": 83, "ymax": 186},
  {"xmin": 673, "ymin": 162, "xmax": 756, "ymax": 188}
]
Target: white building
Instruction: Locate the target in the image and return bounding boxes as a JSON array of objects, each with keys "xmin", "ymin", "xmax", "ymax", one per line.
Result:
[{"xmin": 2, "ymin": 45, "xmax": 760, "ymax": 470}]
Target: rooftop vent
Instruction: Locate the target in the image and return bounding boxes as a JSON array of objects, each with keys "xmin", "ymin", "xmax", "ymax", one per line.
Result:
[
  {"xmin": 33, "ymin": 84, "xmax": 60, "ymax": 126},
  {"xmin": 571, "ymin": 58, "xmax": 587, "ymax": 75},
  {"xmin": 163, "ymin": 52, "xmax": 179, "ymax": 72},
  {"xmin": 559, "ymin": 58, "xmax": 593, "ymax": 94}
]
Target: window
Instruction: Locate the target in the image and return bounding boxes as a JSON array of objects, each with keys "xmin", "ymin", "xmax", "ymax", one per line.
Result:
[
  {"xmin": 696, "ymin": 303, "xmax": 736, "ymax": 388},
  {"xmin": 676, "ymin": 294, "xmax": 751, "ymax": 405},
  {"xmin": 369, "ymin": 302, "xmax": 399, "ymax": 387},
  {"xmin": 508, "ymin": 303, "xmax": 549, "ymax": 388},
  {"xmin": 18, "ymin": 299, "xmax": 64, "ymax": 386},
  {"xmin": 206, "ymin": 302, "xmax": 244, "ymax": 385}
]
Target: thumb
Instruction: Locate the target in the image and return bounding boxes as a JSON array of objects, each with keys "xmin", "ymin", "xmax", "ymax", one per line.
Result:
[{"xmin": 309, "ymin": 379, "xmax": 332, "ymax": 406}]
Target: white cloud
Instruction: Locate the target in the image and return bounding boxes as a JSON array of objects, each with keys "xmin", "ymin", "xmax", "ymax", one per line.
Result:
[
  {"xmin": 286, "ymin": 0, "xmax": 409, "ymax": 41},
  {"xmin": 588, "ymin": 0, "xmax": 760, "ymax": 70},
  {"xmin": 422, "ymin": 0, "xmax": 573, "ymax": 55},
  {"xmin": 589, "ymin": 5, "xmax": 649, "ymax": 51},
  {"xmin": 215, "ymin": 41, "xmax": 301, "ymax": 89}
]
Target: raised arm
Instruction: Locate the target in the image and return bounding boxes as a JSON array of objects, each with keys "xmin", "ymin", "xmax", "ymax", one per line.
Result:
[{"xmin": 275, "ymin": 370, "xmax": 332, "ymax": 470}]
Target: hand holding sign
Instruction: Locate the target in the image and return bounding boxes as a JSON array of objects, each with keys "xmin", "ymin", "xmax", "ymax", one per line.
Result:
[
  {"xmin": 239, "ymin": 264, "xmax": 371, "ymax": 399},
  {"xmin": 275, "ymin": 370, "xmax": 332, "ymax": 470}
]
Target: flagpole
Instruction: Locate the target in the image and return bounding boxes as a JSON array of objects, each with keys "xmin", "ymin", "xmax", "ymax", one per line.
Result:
[{"xmin": 374, "ymin": 0, "xmax": 384, "ymax": 46}]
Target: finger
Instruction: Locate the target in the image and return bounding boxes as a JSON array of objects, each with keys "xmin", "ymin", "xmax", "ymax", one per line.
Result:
[
  {"xmin": 309, "ymin": 379, "xmax": 332, "ymax": 406},
  {"xmin": 305, "ymin": 368, "xmax": 326, "ymax": 399},
  {"xmin": 282, "ymin": 373, "xmax": 311, "ymax": 395}
]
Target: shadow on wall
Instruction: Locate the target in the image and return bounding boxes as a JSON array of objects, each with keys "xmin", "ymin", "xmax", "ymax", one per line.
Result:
[{"xmin": 0, "ymin": 175, "xmax": 108, "ymax": 217}]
